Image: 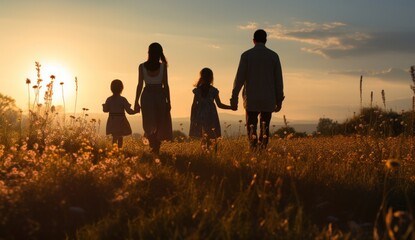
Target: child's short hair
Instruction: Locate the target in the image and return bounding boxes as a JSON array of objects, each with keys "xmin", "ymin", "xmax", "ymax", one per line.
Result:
[{"xmin": 111, "ymin": 79, "xmax": 123, "ymax": 95}]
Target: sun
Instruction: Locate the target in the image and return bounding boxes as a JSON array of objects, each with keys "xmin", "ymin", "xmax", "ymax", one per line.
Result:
[{"xmin": 28, "ymin": 61, "xmax": 76, "ymax": 110}]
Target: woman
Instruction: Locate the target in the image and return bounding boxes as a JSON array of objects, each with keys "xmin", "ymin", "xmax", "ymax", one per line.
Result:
[{"xmin": 135, "ymin": 42, "xmax": 172, "ymax": 154}]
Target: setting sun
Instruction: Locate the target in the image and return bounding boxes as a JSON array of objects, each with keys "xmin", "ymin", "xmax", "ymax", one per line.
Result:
[{"xmin": 26, "ymin": 61, "xmax": 77, "ymax": 112}]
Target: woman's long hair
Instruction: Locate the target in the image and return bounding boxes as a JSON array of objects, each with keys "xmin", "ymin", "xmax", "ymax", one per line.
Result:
[
  {"xmin": 144, "ymin": 42, "xmax": 167, "ymax": 71},
  {"xmin": 195, "ymin": 68, "xmax": 213, "ymax": 98}
]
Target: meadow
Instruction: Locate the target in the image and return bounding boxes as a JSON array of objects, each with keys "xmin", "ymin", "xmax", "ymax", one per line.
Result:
[
  {"xmin": 1, "ymin": 64, "xmax": 415, "ymax": 239},
  {"xmin": 1, "ymin": 118, "xmax": 415, "ymax": 239}
]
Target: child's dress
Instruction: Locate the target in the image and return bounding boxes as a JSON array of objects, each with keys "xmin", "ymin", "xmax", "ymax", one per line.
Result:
[
  {"xmin": 103, "ymin": 95, "xmax": 133, "ymax": 136},
  {"xmin": 189, "ymin": 85, "xmax": 222, "ymax": 138}
]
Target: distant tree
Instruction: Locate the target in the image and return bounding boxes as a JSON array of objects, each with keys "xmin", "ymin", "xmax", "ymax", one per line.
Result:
[
  {"xmin": 273, "ymin": 126, "xmax": 306, "ymax": 138},
  {"xmin": 274, "ymin": 126, "xmax": 296, "ymax": 138},
  {"xmin": 173, "ymin": 130, "xmax": 187, "ymax": 142},
  {"xmin": 338, "ymin": 107, "xmax": 407, "ymax": 137},
  {"xmin": 316, "ymin": 117, "xmax": 341, "ymax": 136},
  {"xmin": 0, "ymin": 93, "xmax": 21, "ymax": 145}
]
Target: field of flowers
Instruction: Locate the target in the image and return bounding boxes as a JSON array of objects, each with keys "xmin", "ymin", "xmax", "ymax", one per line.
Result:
[
  {"xmin": 1, "ymin": 121, "xmax": 415, "ymax": 239},
  {"xmin": 1, "ymin": 64, "xmax": 415, "ymax": 239}
]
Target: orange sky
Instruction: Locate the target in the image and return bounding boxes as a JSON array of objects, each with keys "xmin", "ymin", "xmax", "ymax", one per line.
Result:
[{"xmin": 1, "ymin": 1, "xmax": 414, "ymax": 124}]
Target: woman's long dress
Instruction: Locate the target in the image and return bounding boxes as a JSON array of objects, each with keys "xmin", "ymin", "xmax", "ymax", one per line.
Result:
[{"xmin": 140, "ymin": 63, "xmax": 173, "ymax": 141}]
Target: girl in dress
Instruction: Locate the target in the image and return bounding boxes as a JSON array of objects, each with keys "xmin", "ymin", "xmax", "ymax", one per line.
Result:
[
  {"xmin": 134, "ymin": 42, "xmax": 173, "ymax": 154},
  {"xmin": 103, "ymin": 79, "xmax": 137, "ymax": 148},
  {"xmin": 189, "ymin": 68, "xmax": 232, "ymax": 148}
]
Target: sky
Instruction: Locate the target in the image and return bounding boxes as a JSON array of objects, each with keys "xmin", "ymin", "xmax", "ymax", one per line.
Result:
[{"xmin": 1, "ymin": 0, "xmax": 414, "ymax": 125}]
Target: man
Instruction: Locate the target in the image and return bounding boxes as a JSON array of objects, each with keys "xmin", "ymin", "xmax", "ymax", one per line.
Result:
[{"xmin": 230, "ymin": 29, "xmax": 284, "ymax": 150}]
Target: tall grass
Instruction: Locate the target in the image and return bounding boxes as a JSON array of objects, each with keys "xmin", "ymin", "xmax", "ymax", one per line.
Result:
[
  {"xmin": 1, "ymin": 63, "xmax": 415, "ymax": 239},
  {"xmin": 1, "ymin": 134, "xmax": 415, "ymax": 239}
]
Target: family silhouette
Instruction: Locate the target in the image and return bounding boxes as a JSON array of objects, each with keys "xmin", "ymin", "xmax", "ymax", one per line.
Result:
[{"xmin": 103, "ymin": 29, "xmax": 284, "ymax": 153}]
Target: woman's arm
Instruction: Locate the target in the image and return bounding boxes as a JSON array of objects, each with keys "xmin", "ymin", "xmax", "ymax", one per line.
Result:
[
  {"xmin": 161, "ymin": 64, "xmax": 171, "ymax": 110},
  {"xmin": 134, "ymin": 64, "xmax": 144, "ymax": 113}
]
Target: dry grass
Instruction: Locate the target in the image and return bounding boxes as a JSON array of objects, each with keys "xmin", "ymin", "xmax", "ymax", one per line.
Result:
[{"xmin": 1, "ymin": 133, "xmax": 415, "ymax": 239}]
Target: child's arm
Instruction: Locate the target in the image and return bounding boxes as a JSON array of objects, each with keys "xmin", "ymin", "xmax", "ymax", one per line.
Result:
[
  {"xmin": 214, "ymin": 94, "xmax": 232, "ymax": 110},
  {"xmin": 102, "ymin": 100, "xmax": 109, "ymax": 112},
  {"xmin": 123, "ymin": 98, "xmax": 139, "ymax": 115},
  {"xmin": 134, "ymin": 65, "xmax": 144, "ymax": 113},
  {"xmin": 125, "ymin": 107, "xmax": 138, "ymax": 115},
  {"xmin": 190, "ymin": 94, "xmax": 198, "ymax": 123}
]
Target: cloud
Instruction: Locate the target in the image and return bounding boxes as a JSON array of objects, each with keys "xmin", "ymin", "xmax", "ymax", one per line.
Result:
[
  {"xmin": 238, "ymin": 22, "xmax": 258, "ymax": 30},
  {"xmin": 208, "ymin": 44, "xmax": 221, "ymax": 49},
  {"xmin": 242, "ymin": 21, "xmax": 415, "ymax": 58},
  {"xmin": 329, "ymin": 67, "xmax": 412, "ymax": 83}
]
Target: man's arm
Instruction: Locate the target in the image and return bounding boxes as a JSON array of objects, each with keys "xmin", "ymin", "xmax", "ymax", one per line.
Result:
[
  {"xmin": 274, "ymin": 54, "xmax": 284, "ymax": 112},
  {"xmin": 231, "ymin": 54, "xmax": 247, "ymax": 110}
]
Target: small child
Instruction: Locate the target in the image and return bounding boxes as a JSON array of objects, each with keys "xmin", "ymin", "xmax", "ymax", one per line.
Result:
[
  {"xmin": 189, "ymin": 68, "xmax": 232, "ymax": 148},
  {"xmin": 103, "ymin": 79, "xmax": 137, "ymax": 148}
]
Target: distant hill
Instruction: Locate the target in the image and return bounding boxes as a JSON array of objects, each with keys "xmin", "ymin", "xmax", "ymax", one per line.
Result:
[{"xmin": 89, "ymin": 112, "xmax": 317, "ymax": 136}]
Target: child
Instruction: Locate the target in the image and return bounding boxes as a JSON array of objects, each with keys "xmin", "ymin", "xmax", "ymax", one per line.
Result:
[
  {"xmin": 103, "ymin": 79, "xmax": 137, "ymax": 148},
  {"xmin": 189, "ymin": 68, "xmax": 232, "ymax": 148}
]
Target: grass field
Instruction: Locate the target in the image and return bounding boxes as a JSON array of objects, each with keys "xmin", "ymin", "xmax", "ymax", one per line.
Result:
[
  {"xmin": 1, "ymin": 128, "xmax": 414, "ymax": 239},
  {"xmin": 1, "ymin": 64, "xmax": 415, "ymax": 239}
]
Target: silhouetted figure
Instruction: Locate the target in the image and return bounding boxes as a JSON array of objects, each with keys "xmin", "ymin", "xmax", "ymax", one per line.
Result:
[
  {"xmin": 230, "ymin": 29, "xmax": 284, "ymax": 150},
  {"xmin": 189, "ymin": 68, "xmax": 232, "ymax": 149},
  {"xmin": 134, "ymin": 42, "xmax": 173, "ymax": 154},
  {"xmin": 103, "ymin": 79, "xmax": 137, "ymax": 148}
]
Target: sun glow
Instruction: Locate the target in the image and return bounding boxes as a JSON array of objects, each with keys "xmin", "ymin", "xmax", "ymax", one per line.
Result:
[{"xmin": 27, "ymin": 61, "xmax": 76, "ymax": 112}]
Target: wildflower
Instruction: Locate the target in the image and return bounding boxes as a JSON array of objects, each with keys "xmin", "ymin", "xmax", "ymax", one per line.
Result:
[
  {"xmin": 124, "ymin": 167, "xmax": 131, "ymax": 176},
  {"xmin": 133, "ymin": 173, "xmax": 145, "ymax": 182},
  {"xmin": 250, "ymin": 174, "xmax": 257, "ymax": 187},
  {"xmin": 142, "ymin": 137, "xmax": 149, "ymax": 145},
  {"xmin": 146, "ymin": 171, "xmax": 153, "ymax": 179},
  {"xmin": 0, "ymin": 145, "xmax": 4, "ymax": 157},
  {"xmin": 384, "ymin": 159, "xmax": 401, "ymax": 170}
]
